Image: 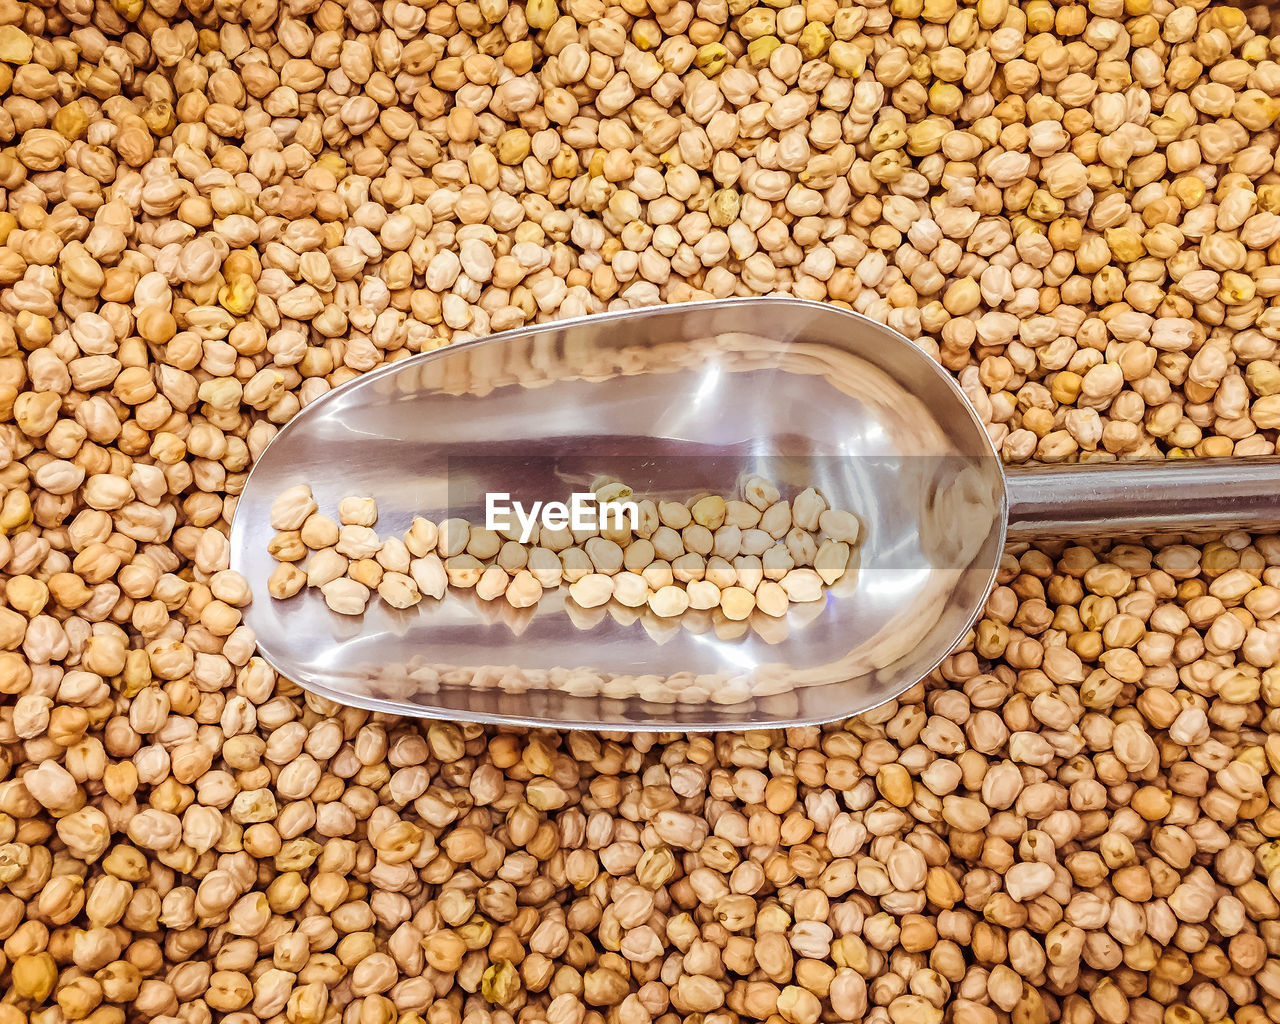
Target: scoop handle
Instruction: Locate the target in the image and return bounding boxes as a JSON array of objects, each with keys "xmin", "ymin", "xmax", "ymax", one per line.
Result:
[{"xmin": 1005, "ymin": 457, "xmax": 1280, "ymax": 541}]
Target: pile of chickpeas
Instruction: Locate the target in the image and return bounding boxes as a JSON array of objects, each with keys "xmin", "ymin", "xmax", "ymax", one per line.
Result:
[
  {"xmin": 265, "ymin": 482, "xmax": 858, "ymax": 627},
  {"xmin": 2, "ymin": 0, "xmax": 1280, "ymax": 1022}
]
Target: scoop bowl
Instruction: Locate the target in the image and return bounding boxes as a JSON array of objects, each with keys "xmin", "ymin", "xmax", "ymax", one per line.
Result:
[{"xmin": 230, "ymin": 298, "xmax": 1010, "ymax": 728}]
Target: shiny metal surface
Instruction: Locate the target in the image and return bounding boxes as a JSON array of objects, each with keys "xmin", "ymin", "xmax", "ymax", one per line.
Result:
[
  {"xmin": 230, "ymin": 297, "xmax": 1280, "ymax": 729},
  {"xmin": 230, "ymin": 298, "xmax": 1006, "ymax": 729},
  {"xmin": 1007, "ymin": 458, "xmax": 1280, "ymax": 540}
]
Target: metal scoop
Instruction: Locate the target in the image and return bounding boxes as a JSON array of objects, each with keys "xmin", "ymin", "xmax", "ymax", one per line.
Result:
[{"xmin": 230, "ymin": 298, "xmax": 1280, "ymax": 729}]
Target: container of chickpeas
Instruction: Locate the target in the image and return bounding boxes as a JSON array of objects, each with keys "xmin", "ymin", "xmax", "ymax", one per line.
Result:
[{"xmin": 7, "ymin": 0, "xmax": 1280, "ymax": 1022}]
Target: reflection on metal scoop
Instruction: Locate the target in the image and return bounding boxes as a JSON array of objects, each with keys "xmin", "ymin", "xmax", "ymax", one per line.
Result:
[{"xmin": 229, "ymin": 298, "xmax": 1280, "ymax": 730}]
